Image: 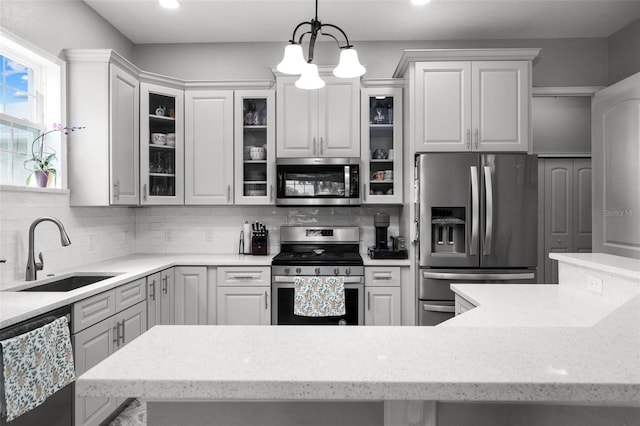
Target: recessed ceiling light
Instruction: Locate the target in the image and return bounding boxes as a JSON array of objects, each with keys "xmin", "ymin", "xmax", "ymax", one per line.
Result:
[
  {"xmin": 159, "ymin": 0, "xmax": 180, "ymax": 9},
  {"xmin": 411, "ymin": 0, "xmax": 432, "ymax": 5}
]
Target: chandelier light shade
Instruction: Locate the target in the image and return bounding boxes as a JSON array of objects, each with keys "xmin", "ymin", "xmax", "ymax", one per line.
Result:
[
  {"xmin": 333, "ymin": 48, "xmax": 366, "ymax": 78},
  {"xmin": 295, "ymin": 64, "xmax": 326, "ymax": 90},
  {"xmin": 277, "ymin": 0, "xmax": 365, "ymax": 89}
]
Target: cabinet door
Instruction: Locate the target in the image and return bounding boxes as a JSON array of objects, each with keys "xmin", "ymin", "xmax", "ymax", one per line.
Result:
[
  {"xmin": 361, "ymin": 87, "xmax": 403, "ymax": 204},
  {"xmin": 573, "ymin": 159, "xmax": 592, "ymax": 253},
  {"xmin": 318, "ymin": 76, "xmax": 360, "ymax": 157},
  {"xmin": 73, "ymin": 318, "xmax": 116, "ymax": 426},
  {"xmin": 544, "ymin": 159, "xmax": 573, "ymax": 283},
  {"xmin": 147, "ymin": 272, "xmax": 161, "ymax": 329},
  {"xmin": 140, "ymin": 82, "xmax": 185, "ymax": 205},
  {"xmin": 114, "ymin": 301, "xmax": 147, "ymax": 351},
  {"xmin": 472, "ymin": 61, "xmax": 529, "ymax": 152},
  {"xmin": 160, "ymin": 268, "xmax": 175, "ymax": 325},
  {"xmin": 365, "ymin": 287, "xmax": 401, "ymax": 326},
  {"xmin": 414, "ymin": 62, "xmax": 471, "ymax": 152},
  {"xmin": 174, "ymin": 266, "xmax": 211, "ymax": 325},
  {"xmin": 185, "ymin": 90, "xmax": 234, "ymax": 204},
  {"xmin": 276, "ymin": 76, "xmax": 317, "ymax": 157},
  {"xmin": 110, "ymin": 63, "xmax": 140, "ymax": 205},
  {"xmin": 217, "ymin": 286, "xmax": 270, "ymax": 325},
  {"xmin": 234, "ymin": 90, "xmax": 276, "ymax": 205}
]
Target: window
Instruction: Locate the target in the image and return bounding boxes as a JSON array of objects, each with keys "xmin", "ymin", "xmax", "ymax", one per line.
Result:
[{"xmin": 0, "ymin": 32, "xmax": 62, "ymax": 188}]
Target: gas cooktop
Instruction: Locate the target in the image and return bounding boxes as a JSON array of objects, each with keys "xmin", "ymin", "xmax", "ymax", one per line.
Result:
[{"xmin": 271, "ymin": 251, "xmax": 363, "ymax": 266}]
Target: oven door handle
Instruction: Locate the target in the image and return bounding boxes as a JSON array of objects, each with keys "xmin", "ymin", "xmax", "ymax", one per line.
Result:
[{"xmin": 272, "ymin": 276, "xmax": 363, "ymax": 284}]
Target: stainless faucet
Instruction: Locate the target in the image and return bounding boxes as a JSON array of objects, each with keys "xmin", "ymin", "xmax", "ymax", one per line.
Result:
[{"xmin": 25, "ymin": 217, "xmax": 71, "ymax": 281}]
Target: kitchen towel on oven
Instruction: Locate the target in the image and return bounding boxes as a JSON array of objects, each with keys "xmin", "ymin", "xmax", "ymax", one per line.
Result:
[
  {"xmin": 294, "ymin": 276, "xmax": 346, "ymax": 317},
  {"xmin": 0, "ymin": 316, "xmax": 75, "ymax": 421}
]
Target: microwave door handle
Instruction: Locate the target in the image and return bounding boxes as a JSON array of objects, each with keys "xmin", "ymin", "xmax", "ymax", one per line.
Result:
[
  {"xmin": 470, "ymin": 166, "xmax": 479, "ymax": 256},
  {"xmin": 483, "ymin": 166, "xmax": 493, "ymax": 256},
  {"xmin": 345, "ymin": 165, "xmax": 350, "ymax": 197}
]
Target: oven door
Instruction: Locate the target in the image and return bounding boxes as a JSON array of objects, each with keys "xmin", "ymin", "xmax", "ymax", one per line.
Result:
[
  {"xmin": 276, "ymin": 158, "xmax": 360, "ymax": 206},
  {"xmin": 272, "ymin": 276, "xmax": 364, "ymax": 325}
]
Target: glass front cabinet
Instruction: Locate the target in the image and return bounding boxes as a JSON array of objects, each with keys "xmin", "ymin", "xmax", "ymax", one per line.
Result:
[
  {"xmin": 234, "ymin": 90, "xmax": 275, "ymax": 205},
  {"xmin": 360, "ymin": 86, "xmax": 403, "ymax": 204},
  {"xmin": 140, "ymin": 82, "xmax": 184, "ymax": 205}
]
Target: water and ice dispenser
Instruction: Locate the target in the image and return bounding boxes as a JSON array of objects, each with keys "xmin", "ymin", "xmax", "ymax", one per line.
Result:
[{"xmin": 431, "ymin": 207, "xmax": 466, "ymax": 254}]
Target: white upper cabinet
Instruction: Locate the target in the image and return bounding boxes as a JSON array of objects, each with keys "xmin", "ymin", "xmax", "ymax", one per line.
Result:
[
  {"xmin": 140, "ymin": 82, "xmax": 185, "ymax": 205},
  {"xmin": 415, "ymin": 61, "xmax": 529, "ymax": 152},
  {"xmin": 234, "ymin": 90, "xmax": 276, "ymax": 205},
  {"xmin": 66, "ymin": 50, "xmax": 140, "ymax": 206},
  {"xmin": 184, "ymin": 90, "xmax": 234, "ymax": 205},
  {"xmin": 276, "ymin": 74, "xmax": 360, "ymax": 157}
]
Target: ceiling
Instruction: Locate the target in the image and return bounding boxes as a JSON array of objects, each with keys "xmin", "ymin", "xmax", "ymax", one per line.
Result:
[{"xmin": 82, "ymin": 0, "xmax": 640, "ymax": 45}]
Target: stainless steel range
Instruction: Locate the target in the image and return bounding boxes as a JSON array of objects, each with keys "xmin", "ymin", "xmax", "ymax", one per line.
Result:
[{"xmin": 271, "ymin": 226, "xmax": 364, "ymax": 325}]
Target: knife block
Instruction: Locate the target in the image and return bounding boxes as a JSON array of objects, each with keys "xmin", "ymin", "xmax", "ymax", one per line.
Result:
[{"xmin": 251, "ymin": 231, "xmax": 269, "ymax": 255}]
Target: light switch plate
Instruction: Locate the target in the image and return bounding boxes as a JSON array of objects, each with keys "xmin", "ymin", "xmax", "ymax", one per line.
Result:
[{"xmin": 587, "ymin": 276, "xmax": 603, "ymax": 294}]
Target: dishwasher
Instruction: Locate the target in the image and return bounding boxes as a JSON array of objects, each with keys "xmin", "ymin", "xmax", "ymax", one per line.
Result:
[{"xmin": 0, "ymin": 306, "xmax": 73, "ymax": 426}]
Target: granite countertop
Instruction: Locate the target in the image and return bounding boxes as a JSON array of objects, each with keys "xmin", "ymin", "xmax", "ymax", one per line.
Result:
[
  {"xmin": 0, "ymin": 253, "xmax": 274, "ymax": 328},
  {"xmin": 76, "ymin": 284, "xmax": 640, "ymax": 405},
  {"xmin": 0, "ymin": 253, "xmax": 408, "ymax": 329}
]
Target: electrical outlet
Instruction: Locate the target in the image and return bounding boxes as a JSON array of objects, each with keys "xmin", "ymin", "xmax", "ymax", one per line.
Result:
[
  {"xmin": 165, "ymin": 230, "xmax": 172, "ymax": 241},
  {"xmin": 587, "ymin": 276, "xmax": 603, "ymax": 294},
  {"xmin": 205, "ymin": 230, "xmax": 214, "ymax": 243}
]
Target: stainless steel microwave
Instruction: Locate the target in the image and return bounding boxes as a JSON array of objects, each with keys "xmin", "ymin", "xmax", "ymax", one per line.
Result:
[{"xmin": 276, "ymin": 158, "xmax": 361, "ymax": 206}]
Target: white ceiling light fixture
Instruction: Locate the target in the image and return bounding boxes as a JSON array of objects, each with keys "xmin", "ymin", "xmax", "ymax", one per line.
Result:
[
  {"xmin": 159, "ymin": 0, "xmax": 180, "ymax": 9},
  {"xmin": 411, "ymin": 0, "xmax": 432, "ymax": 5},
  {"xmin": 276, "ymin": 0, "xmax": 366, "ymax": 90}
]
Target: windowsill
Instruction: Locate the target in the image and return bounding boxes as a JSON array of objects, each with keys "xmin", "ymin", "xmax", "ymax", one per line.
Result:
[{"xmin": 0, "ymin": 184, "xmax": 70, "ymax": 194}]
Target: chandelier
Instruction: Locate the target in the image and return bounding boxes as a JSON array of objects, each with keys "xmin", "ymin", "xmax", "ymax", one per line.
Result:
[{"xmin": 276, "ymin": 0, "xmax": 366, "ymax": 89}]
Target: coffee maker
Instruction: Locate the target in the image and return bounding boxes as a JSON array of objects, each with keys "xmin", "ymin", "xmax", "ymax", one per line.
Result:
[{"xmin": 368, "ymin": 213, "xmax": 408, "ymax": 259}]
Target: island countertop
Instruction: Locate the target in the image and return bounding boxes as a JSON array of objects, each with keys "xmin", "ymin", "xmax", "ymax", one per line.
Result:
[{"xmin": 76, "ymin": 285, "xmax": 640, "ymax": 406}]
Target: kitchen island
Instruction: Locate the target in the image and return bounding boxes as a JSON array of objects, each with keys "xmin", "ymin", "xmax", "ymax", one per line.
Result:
[{"xmin": 76, "ymin": 255, "xmax": 640, "ymax": 426}]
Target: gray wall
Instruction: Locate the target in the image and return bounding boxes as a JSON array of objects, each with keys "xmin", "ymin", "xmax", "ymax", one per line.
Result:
[
  {"xmin": 608, "ymin": 18, "xmax": 640, "ymax": 84},
  {"xmin": 0, "ymin": 0, "xmax": 134, "ymax": 61},
  {"xmin": 134, "ymin": 38, "xmax": 610, "ymax": 87}
]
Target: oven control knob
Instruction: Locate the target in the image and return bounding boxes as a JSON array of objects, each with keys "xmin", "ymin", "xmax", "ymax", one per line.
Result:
[
  {"xmin": 295, "ymin": 267, "xmax": 302, "ymax": 275},
  {"xmin": 315, "ymin": 267, "xmax": 321, "ymax": 275},
  {"xmin": 284, "ymin": 267, "xmax": 291, "ymax": 275},
  {"xmin": 334, "ymin": 267, "xmax": 339, "ymax": 275},
  {"xmin": 345, "ymin": 268, "xmax": 351, "ymax": 276}
]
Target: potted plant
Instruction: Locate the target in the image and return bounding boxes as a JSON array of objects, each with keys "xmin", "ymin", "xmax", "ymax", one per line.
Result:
[{"xmin": 24, "ymin": 123, "xmax": 84, "ymax": 187}]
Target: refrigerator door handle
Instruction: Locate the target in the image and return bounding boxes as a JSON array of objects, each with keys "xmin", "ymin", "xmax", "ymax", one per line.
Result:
[
  {"xmin": 483, "ymin": 166, "xmax": 494, "ymax": 256},
  {"xmin": 470, "ymin": 166, "xmax": 479, "ymax": 256},
  {"xmin": 422, "ymin": 271, "xmax": 535, "ymax": 280},
  {"xmin": 422, "ymin": 303, "xmax": 455, "ymax": 313}
]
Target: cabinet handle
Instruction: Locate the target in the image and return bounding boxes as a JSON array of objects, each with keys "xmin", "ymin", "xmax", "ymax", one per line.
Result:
[
  {"xmin": 265, "ymin": 291, "xmax": 269, "ymax": 310},
  {"xmin": 143, "ymin": 184, "xmax": 148, "ymax": 202},
  {"xmin": 227, "ymin": 185, "xmax": 231, "ymax": 202},
  {"xmin": 313, "ymin": 137, "xmax": 317, "ymax": 156},
  {"xmin": 320, "ymin": 137, "xmax": 324, "ymax": 155},
  {"xmin": 363, "ymin": 184, "xmax": 367, "ymax": 201},
  {"xmin": 372, "ymin": 272, "xmax": 393, "ymax": 280},
  {"xmin": 120, "ymin": 320, "xmax": 125, "ymax": 345},
  {"xmin": 466, "ymin": 129, "xmax": 471, "ymax": 149},
  {"xmin": 269, "ymin": 184, "xmax": 273, "ymax": 202},
  {"xmin": 150, "ymin": 280, "xmax": 156, "ymax": 301},
  {"xmin": 162, "ymin": 276, "xmax": 168, "ymax": 295},
  {"xmin": 474, "ymin": 129, "xmax": 479, "ymax": 149},
  {"xmin": 113, "ymin": 181, "xmax": 120, "ymax": 201},
  {"xmin": 112, "ymin": 324, "xmax": 120, "ymax": 346},
  {"xmin": 367, "ymin": 291, "xmax": 371, "ymax": 310}
]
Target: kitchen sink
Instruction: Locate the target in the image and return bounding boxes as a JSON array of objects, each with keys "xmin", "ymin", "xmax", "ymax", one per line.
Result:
[{"xmin": 20, "ymin": 275, "xmax": 117, "ymax": 292}]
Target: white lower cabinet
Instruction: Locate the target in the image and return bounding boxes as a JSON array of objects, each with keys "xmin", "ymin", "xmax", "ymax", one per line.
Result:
[
  {"xmin": 174, "ymin": 266, "xmax": 212, "ymax": 325},
  {"xmin": 216, "ymin": 267, "xmax": 271, "ymax": 325},
  {"xmin": 147, "ymin": 268, "xmax": 175, "ymax": 328},
  {"xmin": 364, "ymin": 267, "xmax": 401, "ymax": 326},
  {"xmin": 454, "ymin": 294, "xmax": 476, "ymax": 316},
  {"xmin": 73, "ymin": 279, "xmax": 147, "ymax": 426}
]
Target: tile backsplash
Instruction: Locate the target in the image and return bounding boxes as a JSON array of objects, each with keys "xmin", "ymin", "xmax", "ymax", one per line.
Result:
[{"xmin": 0, "ymin": 187, "xmax": 400, "ymax": 284}]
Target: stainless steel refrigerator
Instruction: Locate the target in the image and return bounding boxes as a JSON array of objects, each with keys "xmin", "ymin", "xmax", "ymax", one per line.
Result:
[{"xmin": 417, "ymin": 153, "xmax": 539, "ymax": 325}]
